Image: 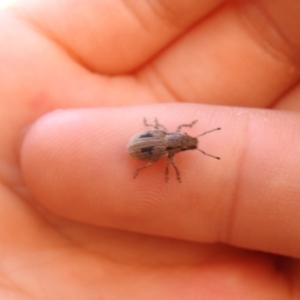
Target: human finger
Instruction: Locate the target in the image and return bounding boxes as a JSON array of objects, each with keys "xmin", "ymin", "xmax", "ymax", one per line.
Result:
[
  {"xmin": 137, "ymin": 0, "xmax": 300, "ymax": 107},
  {"xmin": 10, "ymin": 0, "xmax": 224, "ymax": 74},
  {"xmin": 21, "ymin": 104, "xmax": 300, "ymax": 258}
]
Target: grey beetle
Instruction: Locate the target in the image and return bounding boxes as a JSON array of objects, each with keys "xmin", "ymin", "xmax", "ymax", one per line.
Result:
[{"xmin": 127, "ymin": 118, "xmax": 221, "ymax": 182}]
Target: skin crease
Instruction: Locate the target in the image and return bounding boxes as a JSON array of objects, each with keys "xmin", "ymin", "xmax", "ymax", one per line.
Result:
[{"xmin": 0, "ymin": 0, "xmax": 300, "ymax": 298}]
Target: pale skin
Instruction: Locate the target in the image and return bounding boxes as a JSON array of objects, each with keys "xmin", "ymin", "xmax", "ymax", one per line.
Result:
[{"xmin": 1, "ymin": 0, "xmax": 300, "ymax": 299}]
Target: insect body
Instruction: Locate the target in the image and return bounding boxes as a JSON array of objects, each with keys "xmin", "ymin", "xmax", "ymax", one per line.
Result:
[{"xmin": 127, "ymin": 118, "xmax": 221, "ymax": 182}]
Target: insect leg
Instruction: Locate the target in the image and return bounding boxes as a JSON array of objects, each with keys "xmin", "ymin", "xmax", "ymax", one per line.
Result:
[
  {"xmin": 169, "ymin": 155, "xmax": 181, "ymax": 183},
  {"xmin": 143, "ymin": 117, "xmax": 167, "ymax": 131},
  {"xmin": 176, "ymin": 120, "xmax": 198, "ymax": 132},
  {"xmin": 154, "ymin": 118, "xmax": 168, "ymax": 131},
  {"xmin": 165, "ymin": 158, "xmax": 170, "ymax": 182},
  {"xmin": 133, "ymin": 161, "xmax": 157, "ymax": 179}
]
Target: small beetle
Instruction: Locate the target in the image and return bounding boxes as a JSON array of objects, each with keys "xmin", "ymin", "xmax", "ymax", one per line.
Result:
[{"xmin": 127, "ymin": 118, "xmax": 221, "ymax": 182}]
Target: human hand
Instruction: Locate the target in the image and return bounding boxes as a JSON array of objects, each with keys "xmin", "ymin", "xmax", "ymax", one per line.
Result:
[{"xmin": 1, "ymin": 0, "xmax": 300, "ymax": 298}]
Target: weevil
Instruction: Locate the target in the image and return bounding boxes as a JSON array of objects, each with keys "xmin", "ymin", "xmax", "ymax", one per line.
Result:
[{"xmin": 127, "ymin": 118, "xmax": 221, "ymax": 182}]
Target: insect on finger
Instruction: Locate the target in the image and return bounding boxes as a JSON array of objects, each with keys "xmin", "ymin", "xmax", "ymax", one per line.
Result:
[{"xmin": 127, "ymin": 118, "xmax": 221, "ymax": 182}]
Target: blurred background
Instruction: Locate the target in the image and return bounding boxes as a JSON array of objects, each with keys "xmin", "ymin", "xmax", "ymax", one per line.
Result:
[{"xmin": 0, "ymin": 0, "xmax": 14, "ymax": 9}]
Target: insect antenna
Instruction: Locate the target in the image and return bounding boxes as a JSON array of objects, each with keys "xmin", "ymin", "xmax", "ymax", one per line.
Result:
[
  {"xmin": 197, "ymin": 127, "xmax": 221, "ymax": 160},
  {"xmin": 197, "ymin": 127, "xmax": 221, "ymax": 137},
  {"xmin": 197, "ymin": 149, "xmax": 220, "ymax": 160}
]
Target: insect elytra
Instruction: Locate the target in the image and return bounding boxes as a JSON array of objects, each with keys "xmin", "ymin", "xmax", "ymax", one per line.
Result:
[{"xmin": 127, "ymin": 118, "xmax": 221, "ymax": 182}]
